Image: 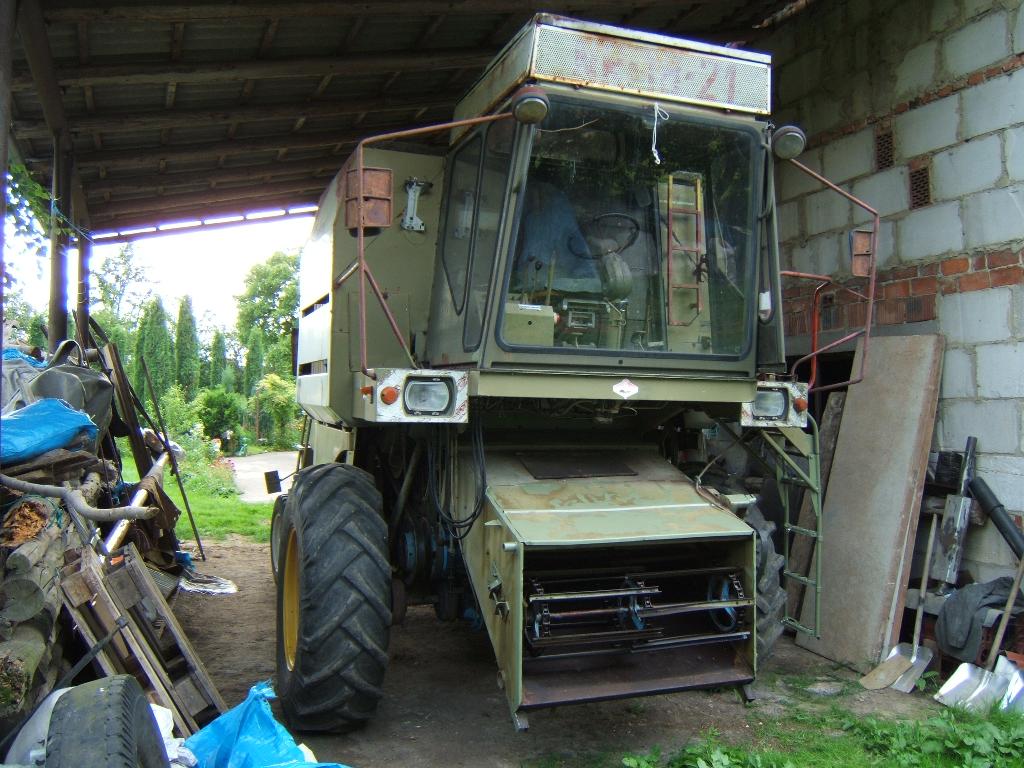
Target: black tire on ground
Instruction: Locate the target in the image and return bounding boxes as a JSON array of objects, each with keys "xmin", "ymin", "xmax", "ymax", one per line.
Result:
[
  {"xmin": 276, "ymin": 463, "xmax": 391, "ymax": 732},
  {"xmin": 270, "ymin": 493, "xmax": 287, "ymax": 583},
  {"xmin": 45, "ymin": 675, "xmax": 169, "ymax": 768},
  {"xmin": 744, "ymin": 503, "xmax": 786, "ymax": 661}
]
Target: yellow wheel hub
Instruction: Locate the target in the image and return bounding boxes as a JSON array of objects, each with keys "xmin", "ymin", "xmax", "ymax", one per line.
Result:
[{"xmin": 283, "ymin": 530, "xmax": 300, "ymax": 671}]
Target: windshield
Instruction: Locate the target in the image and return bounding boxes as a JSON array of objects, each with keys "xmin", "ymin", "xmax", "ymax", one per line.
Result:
[{"xmin": 499, "ymin": 95, "xmax": 760, "ymax": 358}]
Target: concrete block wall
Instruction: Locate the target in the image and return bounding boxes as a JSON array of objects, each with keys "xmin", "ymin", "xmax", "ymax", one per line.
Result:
[{"xmin": 762, "ymin": 0, "xmax": 1024, "ymax": 580}]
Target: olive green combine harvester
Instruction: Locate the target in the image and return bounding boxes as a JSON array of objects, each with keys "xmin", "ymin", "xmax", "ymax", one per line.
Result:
[{"xmin": 270, "ymin": 14, "xmax": 878, "ymax": 731}]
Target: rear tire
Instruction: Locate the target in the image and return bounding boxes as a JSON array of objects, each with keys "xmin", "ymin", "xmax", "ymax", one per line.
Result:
[
  {"xmin": 45, "ymin": 675, "xmax": 169, "ymax": 768},
  {"xmin": 276, "ymin": 463, "xmax": 391, "ymax": 732},
  {"xmin": 745, "ymin": 503, "xmax": 786, "ymax": 661}
]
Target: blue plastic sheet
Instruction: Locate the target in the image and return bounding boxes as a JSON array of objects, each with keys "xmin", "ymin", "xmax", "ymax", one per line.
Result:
[
  {"xmin": 0, "ymin": 398, "xmax": 98, "ymax": 464},
  {"xmin": 2, "ymin": 349, "xmax": 47, "ymax": 368},
  {"xmin": 184, "ymin": 682, "xmax": 350, "ymax": 768}
]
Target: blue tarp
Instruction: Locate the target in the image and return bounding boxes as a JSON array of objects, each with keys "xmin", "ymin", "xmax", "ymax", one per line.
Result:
[
  {"xmin": 2, "ymin": 349, "xmax": 47, "ymax": 368},
  {"xmin": 0, "ymin": 398, "xmax": 98, "ymax": 464},
  {"xmin": 184, "ymin": 682, "xmax": 350, "ymax": 768}
]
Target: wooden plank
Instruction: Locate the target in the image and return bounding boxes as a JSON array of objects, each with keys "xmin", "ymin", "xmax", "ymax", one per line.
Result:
[
  {"xmin": 99, "ymin": 343, "xmax": 152, "ymax": 477},
  {"xmin": 123, "ymin": 545, "xmax": 227, "ymax": 714},
  {"xmin": 786, "ymin": 391, "xmax": 845, "ymax": 618},
  {"xmin": 797, "ymin": 335, "xmax": 943, "ymax": 670}
]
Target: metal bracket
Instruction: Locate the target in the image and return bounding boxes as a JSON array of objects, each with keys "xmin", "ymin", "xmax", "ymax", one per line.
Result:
[{"xmin": 400, "ymin": 177, "xmax": 432, "ymax": 232}]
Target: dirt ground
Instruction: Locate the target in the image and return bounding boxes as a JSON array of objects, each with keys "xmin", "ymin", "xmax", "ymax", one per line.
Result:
[{"xmin": 175, "ymin": 537, "xmax": 939, "ymax": 768}]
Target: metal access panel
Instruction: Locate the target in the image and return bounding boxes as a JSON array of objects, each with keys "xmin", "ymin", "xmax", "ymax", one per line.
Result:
[{"xmin": 454, "ymin": 13, "xmax": 771, "ymax": 136}]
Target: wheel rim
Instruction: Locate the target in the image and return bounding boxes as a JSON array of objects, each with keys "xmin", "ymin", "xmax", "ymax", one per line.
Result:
[{"xmin": 283, "ymin": 529, "xmax": 300, "ymax": 671}]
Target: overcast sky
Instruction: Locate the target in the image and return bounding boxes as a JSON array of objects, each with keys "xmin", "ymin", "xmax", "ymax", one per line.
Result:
[{"xmin": 7, "ymin": 215, "xmax": 314, "ymax": 332}]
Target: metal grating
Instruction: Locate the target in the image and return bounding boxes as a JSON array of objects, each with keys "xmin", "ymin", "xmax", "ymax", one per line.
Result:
[
  {"xmin": 909, "ymin": 165, "xmax": 931, "ymax": 209},
  {"xmin": 874, "ymin": 130, "xmax": 894, "ymax": 171},
  {"xmin": 533, "ymin": 25, "xmax": 771, "ymax": 115}
]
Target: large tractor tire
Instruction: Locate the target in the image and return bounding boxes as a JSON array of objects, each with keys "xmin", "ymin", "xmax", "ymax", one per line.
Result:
[
  {"xmin": 45, "ymin": 675, "xmax": 169, "ymax": 768},
  {"xmin": 276, "ymin": 463, "xmax": 391, "ymax": 732},
  {"xmin": 744, "ymin": 503, "xmax": 786, "ymax": 661}
]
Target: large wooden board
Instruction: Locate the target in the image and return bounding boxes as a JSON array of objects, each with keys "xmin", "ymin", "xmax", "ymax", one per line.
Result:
[{"xmin": 797, "ymin": 335, "xmax": 942, "ymax": 670}]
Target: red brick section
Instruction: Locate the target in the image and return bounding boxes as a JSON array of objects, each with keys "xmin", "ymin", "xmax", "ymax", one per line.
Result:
[
  {"xmin": 782, "ymin": 247, "xmax": 1024, "ymax": 335},
  {"xmin": 804, "ymin": 52, "xmax": 1024, "ymax": 151}
]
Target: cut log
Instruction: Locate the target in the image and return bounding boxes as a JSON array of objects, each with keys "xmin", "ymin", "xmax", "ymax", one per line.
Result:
[
  {"xmin": 6, "ymin": 524, "xmax": 61, "ymax": 575},
  {"xmin": 0, "ymin": 532, "xmax": 64, "ymax": 625},
  {"xmin": 0, "ymin": 622, "xmax": 49, "ymax": 717},
  {"xmin": 0, "ymin": 496, "xmax": 57, "ymax": 547}
]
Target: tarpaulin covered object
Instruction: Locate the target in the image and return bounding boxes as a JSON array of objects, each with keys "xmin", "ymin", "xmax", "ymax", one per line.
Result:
[
  {"xmin": 0, "ymin": 399, "xmax": 98, "ymax": 465},
  {"xmin": 184, "ymin": 682, "xmax": 349, "ymax": 768}
]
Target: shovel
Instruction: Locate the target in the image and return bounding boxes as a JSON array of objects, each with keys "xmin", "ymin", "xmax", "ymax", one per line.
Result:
[
  {"xmin": 935, "ymin": 548, "xmax": 1024, "ymax": 710},
  {"xmin": 860, "ymin": 510, "xmax": 939, "ymax": 690}
]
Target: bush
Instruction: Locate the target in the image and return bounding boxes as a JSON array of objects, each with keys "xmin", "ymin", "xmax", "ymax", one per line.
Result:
[
  {"xmin": 192, "ymin": 387, "xmax": 247, "ymax": 440},
  {"xmin": 158, "ymin": 385, "xmax": 199, "ymax": 439}
]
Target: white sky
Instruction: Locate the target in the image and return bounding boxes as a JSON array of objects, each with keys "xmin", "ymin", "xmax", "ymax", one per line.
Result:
[{"xmin": 6, "ymin": 215, "xmax": 314, "ymax": 331}]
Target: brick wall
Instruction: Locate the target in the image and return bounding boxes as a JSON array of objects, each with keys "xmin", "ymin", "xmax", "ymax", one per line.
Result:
[{"xmin": 763, "ymin": 0, "xmax": 1024, "ymax": 579}]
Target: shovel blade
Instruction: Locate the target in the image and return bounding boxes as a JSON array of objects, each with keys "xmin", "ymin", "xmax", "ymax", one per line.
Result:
[
  {"xmin": 935, "ymin": 663, "xmax": 1010, "ymax": 711},
  {"xmin": 890, "ymin": 646, "xmax": 934, "ymax": 693},
  {"xmin": 860, "ymin": 647, "xmax": 915, "ymax": 690}
]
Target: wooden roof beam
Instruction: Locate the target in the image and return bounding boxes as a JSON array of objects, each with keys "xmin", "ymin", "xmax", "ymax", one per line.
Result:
[
  {"xmin": 90, "ymin": 196, "xmax": 320, "ymax": 234},
  {"xmin": 90, "ymin": 178, "xmax": 327, "ymax": 219},
  {"xmin": 44, "ymin": 2, "xmax": 684, "ymax": 23},
  {"xmin": 12, "ymin": 48, "xmax": 494, "ymax": 90},
  {"xmin": 16, "ymin": 0, "xmax": 90, "ymax": 225},
  {"xmin": 13, "ymin": 93, "xmax": 458, "ymax": 140},
  {"xmin": 84, "ymin": 156, "xmax": 344, "ymax": 197}
]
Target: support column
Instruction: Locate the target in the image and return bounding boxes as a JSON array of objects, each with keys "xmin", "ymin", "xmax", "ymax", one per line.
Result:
[
  {"xmin": 48, "ymin": 138, "xmax": 71, "ymax": 351},
  {"xmin": 0, "ymin": 0, "xmax": 15, "ymax": 293},
  {"xmin": 76, "ymin": 236, "xmax": 92, "ymax": 347}
]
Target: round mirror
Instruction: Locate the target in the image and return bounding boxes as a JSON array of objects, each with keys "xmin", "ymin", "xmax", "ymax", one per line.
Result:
[
  {"xmin": 771, "ymin": 125, "xmax": 807, "ymax": 160},
  {"xmin": 511, "ymin": 86, "xmax": 549, "ymax": 124}
]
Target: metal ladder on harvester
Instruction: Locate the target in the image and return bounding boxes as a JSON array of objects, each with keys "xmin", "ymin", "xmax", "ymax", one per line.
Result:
[{"xmin": 665, "ymin": 173, "xmax": 705, "ymax": 327}]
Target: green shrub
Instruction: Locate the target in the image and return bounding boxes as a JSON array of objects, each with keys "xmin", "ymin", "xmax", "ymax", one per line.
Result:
[{"xmin": 192, "ymin": 387, "xmax": 246, "ymax": 440}]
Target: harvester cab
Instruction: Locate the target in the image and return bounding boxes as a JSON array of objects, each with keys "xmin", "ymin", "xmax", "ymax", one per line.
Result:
[{"xmin": 275, "ymin": 14, "xmax": 877, "ymax": 732}]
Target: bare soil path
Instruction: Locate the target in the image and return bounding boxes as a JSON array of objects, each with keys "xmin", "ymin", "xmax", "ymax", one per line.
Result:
[{"xmin": 175, "ymin": 538, "xmax": 939, "ymax": 768}]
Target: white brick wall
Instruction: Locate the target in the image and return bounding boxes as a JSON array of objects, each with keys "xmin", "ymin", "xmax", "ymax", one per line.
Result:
[
  {"xmin": 940, "ymin": 399, "xmax": 1020, "ymax": 453},
  {"xmin": 931, "ymin": 134, "xmax": 1003, "ymax": 199},
  {"xmin": 822, "ymin": 130, "xmax": 874, "ymax": 183},
  {"xmin": 894, "ymin": 96, "xmax": 960, "ymax": 159},
  {"xmin": 1006, "ymin": 125, "xmax": 1024, "ymax": 181},
  {"xmin": 962, "ymin": 184, "xmax": 1024, "ymax": 248},
  {"xmin": 939, "ymin": 287, "xmax": 1014, "ymax": 344},
  {"xmin": 977, "ymin": 341, "xmax": 1024, "ymax": 397},
  {"xmin": 940, "ymin": 347, "xmax": 976, "ymax": 398},
  {"xmin": 895, "ymin": 41, "xmax": 938, "ymax": 99},
  {"xmin": 942, "ymin": 11, "xmax": 1009, "ymax": 79},
  {"xmin": 896, "ymin": 202, "xmax": 964, "ymax": 260},
  {"xmin": 962, "ymin": 68, "xmax": 1024, "ymax": 138}
]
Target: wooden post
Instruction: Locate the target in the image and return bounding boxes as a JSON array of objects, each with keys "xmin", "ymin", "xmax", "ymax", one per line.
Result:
[
  {"xmin": 76, "ymin": 235, "xmax": 92, "ymax": 347},
  {"xmin": 0, "ymin": 0, "xmax": 15, "ymax": 288},
  {"xmin": 48, "ymin": 139, "xmax": 71, "ymax": 351}
]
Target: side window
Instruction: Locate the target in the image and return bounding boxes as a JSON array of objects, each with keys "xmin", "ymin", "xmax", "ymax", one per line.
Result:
[
  {"xmin": 464, "ymin": 124, "xmax": 514, "ymax": 350},
  {"xmin": 440, "ymin": 135, "xmax": 483, "ymax": 314}
]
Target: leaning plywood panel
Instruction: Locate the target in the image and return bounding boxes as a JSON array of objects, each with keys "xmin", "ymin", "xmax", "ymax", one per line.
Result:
[{"xmin": 797, "ymin": 334, "xmax": 943, "ymax": 671}]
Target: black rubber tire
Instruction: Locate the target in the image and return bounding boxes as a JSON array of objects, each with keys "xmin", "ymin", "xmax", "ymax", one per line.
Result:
[
  {"xmin": 45, "ymin": 675, "xmax": 169, "ymax": 768},
  {"xmin": 276, "ymin": 463, "xmax": 391, "ymax": 732},
  {"xmin": 745, "ymin": 503, "xmax": 786, "ymax": 661},
  {"xmin": 270, "ymin": 493, "xmax": 287, "ymax": 583}
]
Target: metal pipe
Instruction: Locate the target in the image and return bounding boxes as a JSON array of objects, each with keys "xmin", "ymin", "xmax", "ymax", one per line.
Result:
[
  {"xmin": 970, "ymin": 477, "xmax": 1024, "ymax": 560},
  {"xmin": 104, "ymin": 451, "xmax": 170, "ymax": 552},
  {"xmin": 388, "ymin": 441, "xmax": 423, "ymax": 535}
]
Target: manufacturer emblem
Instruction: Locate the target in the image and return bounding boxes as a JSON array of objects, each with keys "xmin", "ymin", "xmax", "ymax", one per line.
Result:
[{"xmin": 612, "ymin": 379, "xmax": 639, "ymax": 399}]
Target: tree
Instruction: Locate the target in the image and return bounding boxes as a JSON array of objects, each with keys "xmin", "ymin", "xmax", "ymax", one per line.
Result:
[
  {"xmin": 265, "ymin": 336, "xmax": 294, "ymax": 378},
  {"xmin": 243, "ymin": 329, "xmax": 264, "ymax": 396},
  {"xmin": 157, "ymin": 385, "xmax": 198, "ymax": 439},
  {"xmin": 193, "ymin": 387, "xmax": 246, "ymax": 440},
  {"xmin": 209, "ymin": 330, "xmax": 227, "ymax": 389},
  {"xmin": 93, "ymin": 244, "xmax": 150, "ymax": 322},
  {"xmin": 235, "ymin": 251, "xmax": 299, "ymax": 346},
  {"xmin": 133, "ymin": 298, "xmax": 175, "ymax": 408},
  {"xmin": 174, "ymin": 297, "xmax": 201, "ymax": 398},
  {"xmin": 252, "ymin": 373, "xmax": 300, "ymax": 448}
]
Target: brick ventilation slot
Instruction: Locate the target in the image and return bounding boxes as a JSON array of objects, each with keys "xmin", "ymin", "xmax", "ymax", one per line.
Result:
[
  {"xmin": 874, "ymin": 131, "xmax": 894, "ymax": 171},
  {"xmin": 909, "ymin": 166, "xmax": 931, "ymax": 209}
]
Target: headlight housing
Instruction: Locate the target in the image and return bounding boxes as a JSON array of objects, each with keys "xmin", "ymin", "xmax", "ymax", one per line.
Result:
[
  {"xmin": 403, "ymin": 377, "xmax": 453, "ymax": 416},
  {"xmin": 751, "ymin": 388, "xmax": 788, "ymax": 420}
]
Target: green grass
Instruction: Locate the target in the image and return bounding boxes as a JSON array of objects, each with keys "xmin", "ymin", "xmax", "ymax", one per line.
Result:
[
  {"xmin": 119, "ymin": 446, "xmax": 272, "ymax": 542},
  {"xmin": 613, "ymin": 706, "xmax": 1024, "ymax": 768}
]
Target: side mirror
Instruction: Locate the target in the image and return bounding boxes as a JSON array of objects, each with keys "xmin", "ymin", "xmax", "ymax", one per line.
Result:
[
  {"xmin": 344, "ymin": 166, "xmax": 393, "ymax": 234},
  {"xmin": 849, "ymin": 229, "xmax": 873, "ymax": 277},
  {"xmin": 771, "ymin": 125, "xmax": 807, "ymax": 160},
  {"xmin": 264, "ymin": 470, "xmax": 282, "ymax": 494},
  {"xmin": 511, "ymin": 86, "xmax": 549, "ymax": 124}
]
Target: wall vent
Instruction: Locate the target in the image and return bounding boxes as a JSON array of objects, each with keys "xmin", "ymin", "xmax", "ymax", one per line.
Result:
[
  {"xmin": 909, "ymin": 165, "xmax": 931, "ymax": 209},
  {"xmin": 875, "ymin": 131, "xmax": 894, "ymax": 170}
]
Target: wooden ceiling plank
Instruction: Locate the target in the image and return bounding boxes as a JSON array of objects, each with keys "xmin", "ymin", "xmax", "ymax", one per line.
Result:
[{"xmin": 12, "ymin": 48, "xmax": 494, "ymax": 90}]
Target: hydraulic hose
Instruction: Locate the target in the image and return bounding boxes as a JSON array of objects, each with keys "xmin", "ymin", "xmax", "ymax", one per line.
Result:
[{"xmin": 970, "ymin": 477, "xmax": 1024, "ymax": 559}]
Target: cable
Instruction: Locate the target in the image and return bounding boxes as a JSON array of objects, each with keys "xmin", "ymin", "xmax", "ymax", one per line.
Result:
[{"xmin": 427, "ymin": 421, "xmax": 487, "ymax": 542}]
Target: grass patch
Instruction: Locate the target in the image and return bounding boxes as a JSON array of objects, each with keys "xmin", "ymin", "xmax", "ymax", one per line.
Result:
[
  {"xmin": 615, "ymin": 706, "xmax": 1024, "ymax": 768},
  {"xmin": 118, "ymin": 442, "xmax": 272, "ymax": 542}
]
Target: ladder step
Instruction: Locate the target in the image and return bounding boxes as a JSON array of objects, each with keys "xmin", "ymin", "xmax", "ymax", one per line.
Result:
[
  {"xmin": 783, "ymin": 571, "xmax": 816, "ymax": 587},
  {"xmin": 780, "ymin": 477, "xmax": 814, "ymax": 489},
  {"xmin": 782, "ymin": 617, "xmax": 819, "ymax": 637},
  {"xmin": 784, "ymin": 524, "xmax": 818, "ymax": 538}
]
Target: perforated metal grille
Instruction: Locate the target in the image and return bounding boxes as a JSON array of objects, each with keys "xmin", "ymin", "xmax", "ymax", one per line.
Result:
[
  {"xmin": 910, "ymin": 165, "xmax": 931, "ymax": 209},
  {"xmin": 875, "ymin": 131, "xmax": 894, "ymax": 170},
  {"xmin": 533, "ymin": 26, "xmax": 771, "ymax": 114}
]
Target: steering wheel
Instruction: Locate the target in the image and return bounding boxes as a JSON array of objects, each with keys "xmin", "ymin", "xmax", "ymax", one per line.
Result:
[{"xmin": 587, "ymin": 213, "xmax": 641, "ymax": 256}]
